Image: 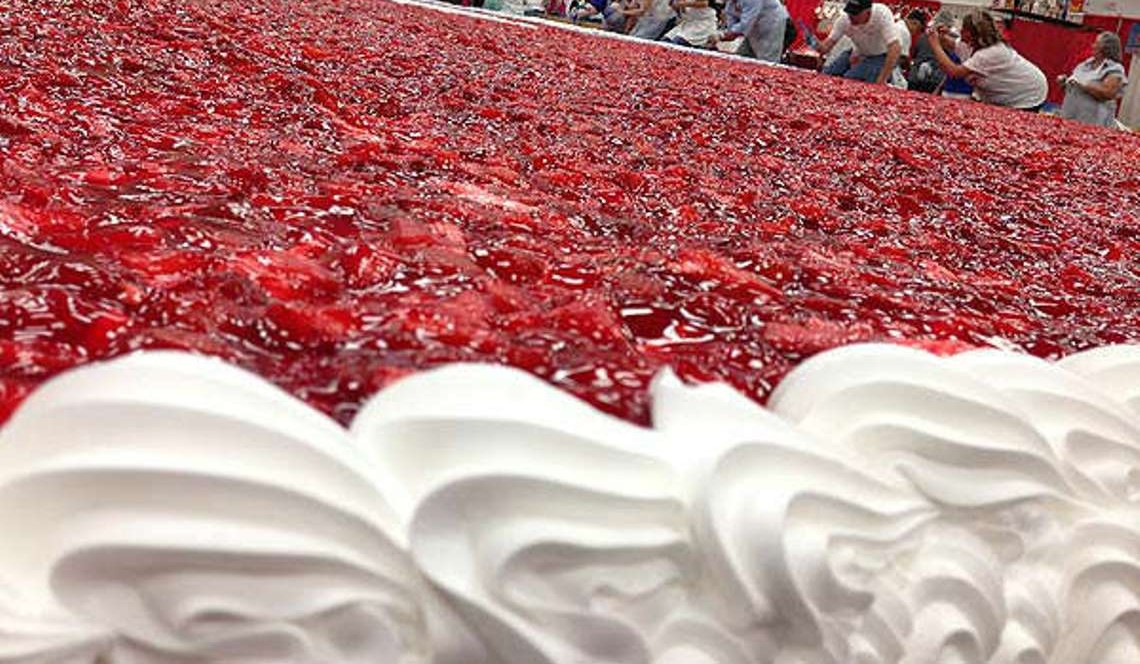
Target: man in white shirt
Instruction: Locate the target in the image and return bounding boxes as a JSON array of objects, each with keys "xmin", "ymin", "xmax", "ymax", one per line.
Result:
[{"xmin": 817, "ymin": 0, "xmax": 901, "ymax": 86}]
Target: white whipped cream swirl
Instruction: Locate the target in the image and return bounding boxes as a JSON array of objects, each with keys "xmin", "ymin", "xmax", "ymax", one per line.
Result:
[{"xmin": 0, "ymin": 343, "xmax": 1135, "ymax": 663}]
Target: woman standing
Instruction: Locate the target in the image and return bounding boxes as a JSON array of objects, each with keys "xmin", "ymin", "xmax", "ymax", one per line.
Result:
[
  {"xmin": 1059, "ymin": 32, "xmax": 1128, "ymax": 128},
  {"xmin": 927, "ymin": 10, "xmax": 1047, "ymax": 111}
]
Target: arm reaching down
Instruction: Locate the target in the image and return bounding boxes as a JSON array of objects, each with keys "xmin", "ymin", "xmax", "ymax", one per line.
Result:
[
  {"xmin": 817, "ymin": 14, "xmax": 848, "ymax": 56},
  {"xmin": 877, "ymin": 39, "xmax": 900, "ymax": 85}
]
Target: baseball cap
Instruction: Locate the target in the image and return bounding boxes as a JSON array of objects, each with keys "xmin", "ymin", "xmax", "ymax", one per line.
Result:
[{"xmin": 843, "ymin": 0, "xmax": 872, "ymax": 15}]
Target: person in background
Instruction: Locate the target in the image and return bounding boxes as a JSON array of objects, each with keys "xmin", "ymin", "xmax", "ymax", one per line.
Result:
[
  {"xmin": 897, "ymin": 9, "xmax": 926, "ymax": 70},
  {"xmin": 885, "ymin": 9, "xmax": 922, "ymax": 88},
  {"xmin": 907, "ymin": 9, "xmax": 946, "ymax": 92},
  {"xmin": 571, "ymin": 0, "xmax": 627, "ymax": 30},
  {"xmin": 927, "ymin": 9, "xmax": 1047, "ymax": 111},
  {"xmin": 662, "ymin": 0, "xmax": 718, "ymax": 47},
  {"xmin": 936, "ymin": 24, "xmax": 974, "ymax": 99},
  {"xmin": 625, "ymin": 0, "xmax": 678, "ymax": 39},
  {"xmin": 817, "ymin": 0, "xmax": 902, "ymax": 85},
  {"xmin": 1059, "ymin": 31, "xmax": 1127, "ymax": 128},
  {"xmin": 718, "ymin": 0, "xmax": 788, "ymax": 62},
  {"xmin": 909, "ymin": 12, "xmax": 973, "ymax": 97}
]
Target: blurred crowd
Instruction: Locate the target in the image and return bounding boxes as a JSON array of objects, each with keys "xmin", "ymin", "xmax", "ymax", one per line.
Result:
[{"xmin": 539, "ymin": 0, "xmax": 1131, "ymax": 128}]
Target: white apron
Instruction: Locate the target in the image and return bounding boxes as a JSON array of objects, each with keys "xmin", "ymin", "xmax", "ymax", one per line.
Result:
[{"xmin": 664, "ymin": 5, "xmax": 717, "ymax": 46}]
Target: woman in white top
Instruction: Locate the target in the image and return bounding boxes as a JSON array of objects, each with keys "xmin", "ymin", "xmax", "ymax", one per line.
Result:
[
  {"xmin": 662, "ymin": 0, "xmax": 718, "ymax": 47},
  {"xmin": 1059, "ymin": 31, "xmax": 1128, "ymax": 128},
  {"xmin": 927, "ymin": 10, "xmax": 1048, "ymax": 111}
]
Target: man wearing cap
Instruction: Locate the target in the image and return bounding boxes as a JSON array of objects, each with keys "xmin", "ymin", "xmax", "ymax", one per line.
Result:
[{"xmin": 817, "ymin": 0, "xmax": 901, "ymax": 85}]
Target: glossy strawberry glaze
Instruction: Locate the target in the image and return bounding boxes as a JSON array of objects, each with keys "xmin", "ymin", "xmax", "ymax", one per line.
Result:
[{"xmin": 1, "ymin": 0, "xmax": 1137, "ymax": 424}]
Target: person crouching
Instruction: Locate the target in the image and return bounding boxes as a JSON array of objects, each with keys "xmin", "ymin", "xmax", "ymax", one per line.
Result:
[{"xmin": 816, "ymin": 0, "xmax": 902, "ymax": 86}]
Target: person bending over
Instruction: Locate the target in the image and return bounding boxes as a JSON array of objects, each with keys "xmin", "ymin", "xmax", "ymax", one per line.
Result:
[
  {"xmin": 927, "ymin": 10, "xmax": 1047, "ymax": 111},
  {"xmin": 1059, "ymin": 31, "xmax": 1127, "ymax": 128},
  {"xmin": 719, "ymin": 0, "xmax": 788, "ymax": 62},
  {"xmin": 817, "ymin": 0, "xmax": 901, "ymax": 85}
]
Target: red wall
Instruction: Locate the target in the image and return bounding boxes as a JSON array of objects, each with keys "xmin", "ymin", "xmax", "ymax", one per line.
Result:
[{"xmin": 1004, "ymin": 18, "xmax": 1098, "ymax": 102}]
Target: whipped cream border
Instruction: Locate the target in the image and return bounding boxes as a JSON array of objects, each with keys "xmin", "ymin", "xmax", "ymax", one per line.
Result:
[{"xmin": 0, "ymin": 343, "xmax": 1136, "ymax": 663}]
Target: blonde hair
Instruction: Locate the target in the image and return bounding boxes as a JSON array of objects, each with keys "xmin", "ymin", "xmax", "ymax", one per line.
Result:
[{"xmin": 961, "ymin": 10, "xmax": 1003, "ymax": 49}]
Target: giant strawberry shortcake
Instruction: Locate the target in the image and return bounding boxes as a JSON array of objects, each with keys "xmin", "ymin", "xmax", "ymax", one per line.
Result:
[{"xmin": 0, "ymin": 0, "xmax": 1136, "ymax": 662}]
